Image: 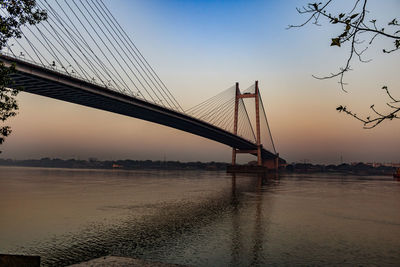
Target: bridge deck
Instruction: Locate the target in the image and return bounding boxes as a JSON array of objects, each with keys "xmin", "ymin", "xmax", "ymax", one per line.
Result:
[{"xmin": 1, "ymin": 54, "xmax": 283, "ymax": 162}]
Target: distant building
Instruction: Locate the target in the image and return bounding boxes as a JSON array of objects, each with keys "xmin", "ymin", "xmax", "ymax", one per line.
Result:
[
  {"xmin": 351, "ymin": 162, "xmax": 400, "ymax": 168},
  {"xmin": 112, "ymin": 163, "xmax": 123, "ymax": 169}
]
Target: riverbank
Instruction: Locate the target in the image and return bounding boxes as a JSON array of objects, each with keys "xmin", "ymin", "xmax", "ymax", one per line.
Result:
[
  {"xmin": 0, "ymin": 158, "xmax": 397, "ymax": 176},
  {"xmin": 0, "ymin": 158, "xmax": 227, "ymax": 170},
  {"xmin": 286, "ymin": 162, "xmax": 397, "ymax": 176}
]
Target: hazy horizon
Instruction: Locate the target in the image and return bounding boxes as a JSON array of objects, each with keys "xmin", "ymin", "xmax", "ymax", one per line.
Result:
[{"xmin": 0, "ymin": 156, "xmax": 398, "ymax": 166}]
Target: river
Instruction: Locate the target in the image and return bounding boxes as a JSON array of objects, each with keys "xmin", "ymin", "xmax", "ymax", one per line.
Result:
[{"xmin": 0, "ymin": 166, "xmax": 399, "ymax": 266}]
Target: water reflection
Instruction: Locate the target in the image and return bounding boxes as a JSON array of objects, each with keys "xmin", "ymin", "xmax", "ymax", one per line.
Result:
[
  {"xmin": 251, "ymin": 175, "xmax": 265, "ymax": 266},
  {"xmin": 230, "ymin": 174, "xmax": 240, "ymax": 266},
  {"xmin": 1, "ymin": 167, "xmax": 399, "ymax": 266},
  {"xmin": 1, "ymin": 167, "xmax": 271, "ymax": 266},
  {"xmin": 229, "ymin": 173, "xmax": 280, "ymax": 267}
]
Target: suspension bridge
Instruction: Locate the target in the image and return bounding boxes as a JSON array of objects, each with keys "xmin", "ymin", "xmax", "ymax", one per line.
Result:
[{"xmin": 0, "ymin": 0, "xmax": 285, "ymax": 169}]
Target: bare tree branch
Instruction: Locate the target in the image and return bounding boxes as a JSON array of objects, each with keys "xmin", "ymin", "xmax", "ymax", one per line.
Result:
[
  {"xmin": 290, "ymin": 0, "xmax": 399, "ymax": 128},
  {"xmin": 337, "ymin": 86, "xmax": 399, "ymax": 128}
]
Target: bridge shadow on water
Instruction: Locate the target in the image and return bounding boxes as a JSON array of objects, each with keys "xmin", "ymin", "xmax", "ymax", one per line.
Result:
[{"xmin": 34, "ymin": 172, "xmax": 280, "ymax": 266}]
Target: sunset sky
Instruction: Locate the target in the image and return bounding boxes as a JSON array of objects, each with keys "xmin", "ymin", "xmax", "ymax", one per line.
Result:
[{"xmin": 1, "ymin": 0, "xmax": 399, "ymax": 164}]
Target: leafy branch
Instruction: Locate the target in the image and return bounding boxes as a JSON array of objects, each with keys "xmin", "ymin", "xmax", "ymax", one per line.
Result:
[
  {"xmin": 0, "ymin": 62, "xmax": 18, "ymax": 146},
  {"xmin": 0, "ymin": 0, "xmax": 47, "ymax": 151},
  {"xmin": 0, "ymin": 0, "xmax": 47, "ymax": 48},
  {"xmin": 289, "ymin": 0, "xmax": 399, "ymax": 128}
]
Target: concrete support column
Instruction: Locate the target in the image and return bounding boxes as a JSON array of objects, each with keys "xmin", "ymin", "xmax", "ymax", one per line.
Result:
[
  {"xmin": 275, "ymin": 153, "xmax": 279, "ymax": 170},
  {"xmin": 255, "ymin": 81, "xmax": 262, "ymax": 166},
  {"xmin": 231, "ymin": 82, "xmax": 240, "ymax": 166}
]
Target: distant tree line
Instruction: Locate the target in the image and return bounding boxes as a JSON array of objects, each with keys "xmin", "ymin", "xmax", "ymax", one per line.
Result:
[
  {"xmin": 286, "ymin": 162, "xmax": 396, "ymax": 175},
  {"xmin": 0, "ymin": 157, "xmax": 396, "ymax": 175},
  {"xmin": 0, "ymin": 158, "xmax": 229, "ymax": 170}
]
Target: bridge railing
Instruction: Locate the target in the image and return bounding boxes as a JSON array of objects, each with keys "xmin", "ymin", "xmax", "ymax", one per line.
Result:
[
  {"xmin": 1, "ymin": 51, "xmax": 110, "ymax": 88},
  {"xmin": 0, "ymin": 51, "xmax": 186, "ymax": 114}
]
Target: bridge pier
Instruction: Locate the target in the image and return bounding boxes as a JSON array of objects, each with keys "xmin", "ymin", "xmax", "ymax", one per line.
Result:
[
  {"xmin": 261, "ymin": 153, "xmax": 279, "ymax": 170},
  {"xmin": 228, "ymin": 153, "xmax": 280, "ymax": 173}
]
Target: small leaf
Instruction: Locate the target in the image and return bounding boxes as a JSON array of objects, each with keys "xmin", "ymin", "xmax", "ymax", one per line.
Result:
[
  {"xmin": 339, "ymin": 13, "xmax": 345, "ymax": 19},
  {"xmin": 312, "ymin": 3, "xmax": 318, "ymax": 10},
  {"xmin": 345, "ymin": 24, "xmax": 351, "ymax": 31},
  {"xmin": 350, "ymin": 13, "xmax": 359, "ymax": 19},
  {"xmin": 388, "ymin": 18, "xmax": 398, "ymax": 25},
  {"xmin": 331, "ymin": 38, "xmax": 341, "ymax": 47}
]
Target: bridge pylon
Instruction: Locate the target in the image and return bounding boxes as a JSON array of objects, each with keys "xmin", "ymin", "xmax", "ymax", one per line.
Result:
[{"xmin": 231, "ymin": 81, "xmax": 279, "ymax": 170}]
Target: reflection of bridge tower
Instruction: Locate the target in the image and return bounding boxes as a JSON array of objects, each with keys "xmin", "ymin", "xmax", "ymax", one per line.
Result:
[
  {"xmin": 229, "ymin": 173, "xmax": 278, "ymax": 266},
  {"xmin": 232, "ymin": 81, "xmax": 279, "ymax": 169}
]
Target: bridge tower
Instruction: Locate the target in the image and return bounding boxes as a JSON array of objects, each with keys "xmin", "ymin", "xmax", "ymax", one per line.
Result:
[{"xmin": 231, "ymin": 81, "xmax": 279, "ymax": 170}]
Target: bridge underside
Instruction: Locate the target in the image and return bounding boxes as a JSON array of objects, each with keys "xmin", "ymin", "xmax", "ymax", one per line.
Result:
[{"xmin": 1, "ymin": 55, "xmax": 284, "ymax": 163}]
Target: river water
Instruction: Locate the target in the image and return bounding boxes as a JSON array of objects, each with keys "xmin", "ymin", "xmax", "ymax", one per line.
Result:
[{"xmin": 0, "ymin": 166, "xmax": 399, "ymax": 266}]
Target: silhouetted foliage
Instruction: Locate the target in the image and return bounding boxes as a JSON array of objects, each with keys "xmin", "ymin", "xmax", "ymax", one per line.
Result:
[
  {"xmin": 0, "ymin": 0, "xmax": 47, "ymax": 151},
  {"xmin": 0, "ymin": 158, "xmax": 229, "ymax": 170},
  {"xmin": 286, "ymin": 161, "xmax": 395, "ymax": 175},
  {"xmin": 0, "ymin": 62, "xmax": 17, "ymax": 144},
  {"xmin": 289, "ymin": 0, "xmax": 399, "ymax": 128}
]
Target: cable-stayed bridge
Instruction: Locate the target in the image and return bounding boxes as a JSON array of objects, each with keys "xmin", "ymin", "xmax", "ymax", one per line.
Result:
[{"xmin": 0, "ymin": 0, "xmax": 285, "ymax": 168}]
